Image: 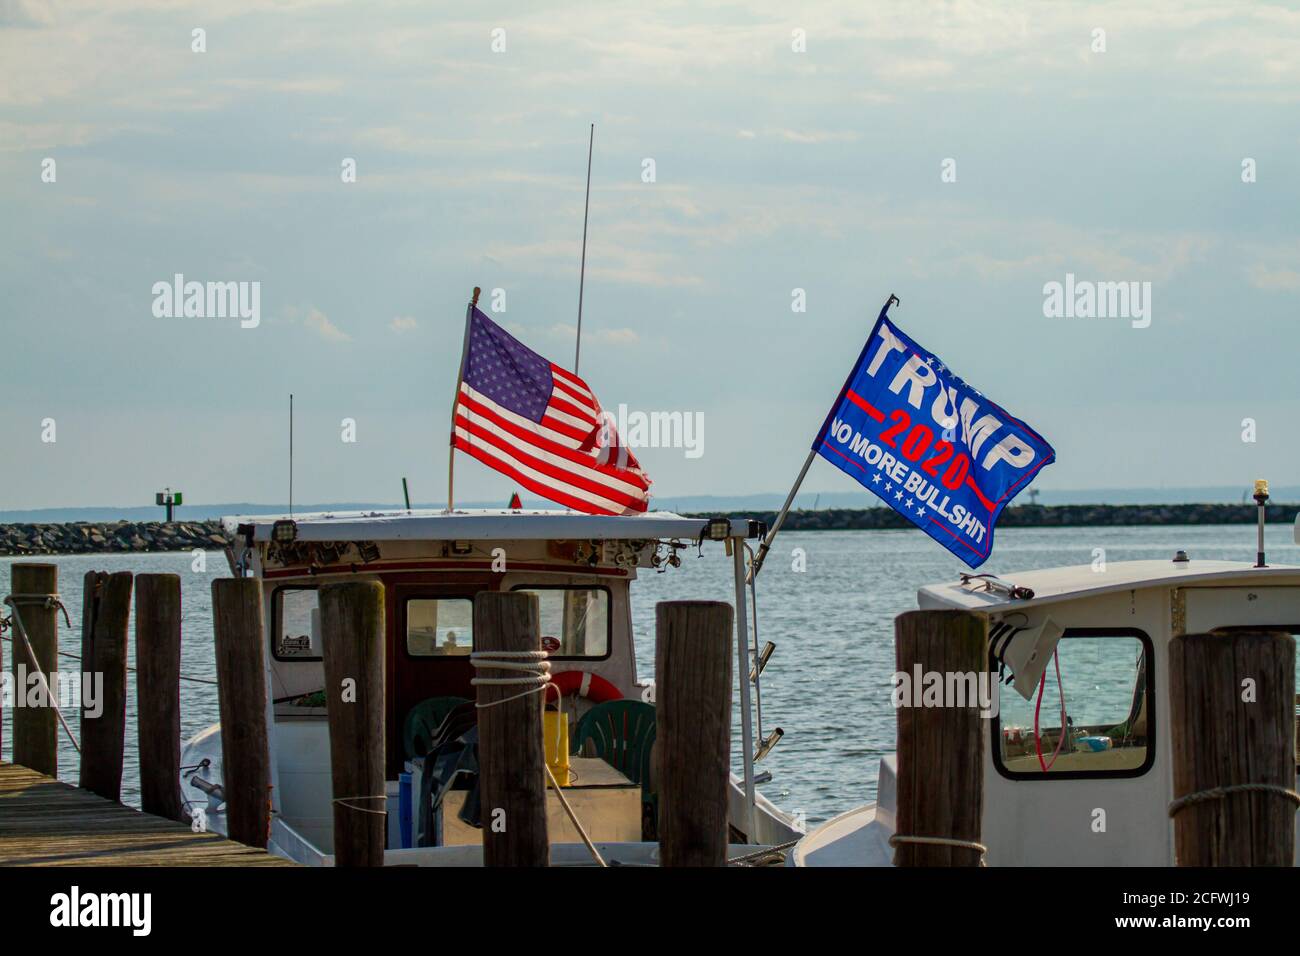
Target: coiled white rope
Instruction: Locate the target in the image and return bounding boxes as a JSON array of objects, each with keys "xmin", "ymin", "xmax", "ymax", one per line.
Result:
[
  {"xmin": 469, "ymin": 650, "xmax": 551, "ymax": 707},
  {"xmin": 3, "ymin": 594, "xmax": 81, "ymax": 754}
]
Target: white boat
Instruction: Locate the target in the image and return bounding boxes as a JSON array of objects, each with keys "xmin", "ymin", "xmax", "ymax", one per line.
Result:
[
  {"xmin": 795, "ymin": 541, "xmax": 1300, "ymax": 866},
  {"xmin": 182, "ymin": 508, "xmax": 803, "ymax": 866}
]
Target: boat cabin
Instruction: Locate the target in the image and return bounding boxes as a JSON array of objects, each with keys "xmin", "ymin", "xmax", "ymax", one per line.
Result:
[
  {"xmin": 185, "ymin": 509, "xmax": 798, "ymax": 864},
  {"xmin": 796, "ymin": 554, "xmax": 1300, "ymax": 866}
]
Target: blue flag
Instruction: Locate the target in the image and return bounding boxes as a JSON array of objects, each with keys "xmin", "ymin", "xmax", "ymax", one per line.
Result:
[{"xmin": 813, "ymin": 303, "xmax": 1055, "ymax": 569}]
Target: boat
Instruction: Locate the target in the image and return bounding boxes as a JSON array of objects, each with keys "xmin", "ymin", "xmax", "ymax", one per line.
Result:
[
  {"xmin": 182, "ymin": 508, "xmax": 803, "ymax": 865},
  {"xmin": 794, "ymin": 539, "xmax": 1300, "ymax": 866}
]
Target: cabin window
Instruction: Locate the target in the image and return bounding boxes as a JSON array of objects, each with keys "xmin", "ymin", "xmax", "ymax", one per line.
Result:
[
  {"xmin": 272, "ymin": 586, "xmax": 321, "ymax": 661},
  {"xmin": 994, "ymin": 628, "xmax": 1154, "ymax": 780},
  {"xmin": 511, "ymin": 586, "xmax": 611, "ymax": 659},
  {"xmin": 406, "ymin": 598, "xmax": 474, "ymax": 657}
]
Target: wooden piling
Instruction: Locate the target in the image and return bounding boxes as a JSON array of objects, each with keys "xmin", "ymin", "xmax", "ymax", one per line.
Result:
[
  {"xmin": 79, "ymin": 571, "xmax": 132, "ymax": 801},
  {"xmin": 655, "ymin": 600, "xmax": 734, "ymax": 867},
  {"xmin": 318, "ymin": 580, "xmax": 387, "ymax": 867},
  {"xmin": 1170, "ymin": 630, "xmax": 1296, "ymax": 866},
  {"xmin": 211, "ymin": 578, "xmax": 272, "ymax": 849},
  {"xmin": 893, "ymin": 609, "xmax": 987, "ymax": 867},
  {"xmin": 135, "ymin": 573, "xmax": 184, "ymax": 822},
  {"xmin": 474, "ymin": 590, "xmax": 548, "ymax": 867},
  {"xmin": 9, "ymin": 564, "xmax": 59, "ymax": 776}
]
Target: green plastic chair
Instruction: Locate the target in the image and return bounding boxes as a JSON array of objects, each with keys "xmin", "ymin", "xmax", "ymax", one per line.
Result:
[
  {"xmin": 571, "ymin": 700, "xmax": 657, "ymax": 784},
  {"xmin": 403, "ymin": 696, "xmax": 471, "ymax": 759}
]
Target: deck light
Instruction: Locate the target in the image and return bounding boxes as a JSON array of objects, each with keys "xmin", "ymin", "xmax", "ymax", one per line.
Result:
[
  {"xmin": 1253, "ymin": 478, "xmax": 1270, "ymax": 568},
  {"xmin": 703, "ymin": 517, "xmax": 730, "ymax": 541},
  {"xmin": 753, "ymin": 771, "xmax": 773, "ymax": 785},
  {"xmin": 271, "ymin": 519, "xmax": 297, "ymax": 544},
  {"xmin": 753, "ymin": 727, "xmax": 784, "ymax": 763},
  {"xmin": 451, "ymin": 540, "xmax": 472, "ymax": 555}
]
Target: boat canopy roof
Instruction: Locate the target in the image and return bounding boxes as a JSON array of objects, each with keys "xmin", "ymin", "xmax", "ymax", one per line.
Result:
[
  {"xmin": 221, "ymin": 508, "xmax": 761, "ymax": 544},
  {"xmin": 920, "ymin": 559, "xmax": 1300, "ymax": 614}
]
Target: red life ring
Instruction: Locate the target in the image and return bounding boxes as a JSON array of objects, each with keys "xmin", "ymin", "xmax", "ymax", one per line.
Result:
[{"xmin": 545, "ymin": 670, "xmax": 622, "ymax": 705}]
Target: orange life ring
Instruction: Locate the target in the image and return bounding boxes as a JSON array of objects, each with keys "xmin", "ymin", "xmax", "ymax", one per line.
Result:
[{"xmin": 545, "ymin": 670, "xmax": 622, "ymax": 705}]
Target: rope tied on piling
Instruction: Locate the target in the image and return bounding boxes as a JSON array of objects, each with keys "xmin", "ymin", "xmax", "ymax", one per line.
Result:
[
  {"xmin": 1167, "ymin": 783, "xmax": 1300, "ymax": 818},
  {"xmin": 4, "ymin": 593, "xmax": 73, "ymax": 627},
  {"xmin": 470, "ymin": 650, "xmax": 552, "ymax": 708},
  {"xmin": 470, "ymin": 648, "xmax": 610, "ymax": 868},
  {"xmin": 332, "ymin": 795, "xmax": 389, "ymax": 817},
  {"xmin": 889, "ymin": 833, "xmax": 988, "ymax": 866},
  {"xmin": 3, "ymin": 593, "xmax": 81, "ymax": 754}
]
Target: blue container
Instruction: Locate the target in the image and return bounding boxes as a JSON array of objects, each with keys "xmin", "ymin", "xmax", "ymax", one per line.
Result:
[{"xmin": 398, "ymin": 772, "xmax": 413, "ymax": 849}]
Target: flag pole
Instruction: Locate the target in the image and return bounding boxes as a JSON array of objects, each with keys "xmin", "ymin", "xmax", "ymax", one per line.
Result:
[
  {"xmin": 748, "ymin": 293, "xmax": 900, "ymax": 582},
  {"xmin": 574, "ymin": 122, "xmax": 594, "ymax": 375},
  {"xmin": 447, "ymin": 287, "xmax": 480, "ymax": 513}
]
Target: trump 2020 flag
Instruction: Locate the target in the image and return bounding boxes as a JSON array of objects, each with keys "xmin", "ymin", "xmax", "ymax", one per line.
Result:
[
  {"xmin": 813, "ymin": 303, "xmax": 1055, "ymax": 568},
  {"xmin": 452, "ymin": 306, "xmax": 651, "ymax": 515}
]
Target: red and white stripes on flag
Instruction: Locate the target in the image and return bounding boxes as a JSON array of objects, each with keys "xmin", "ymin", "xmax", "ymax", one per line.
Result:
[{"xmin": 451, "ymin": 306, "xmax": 651, "ymax": 515}]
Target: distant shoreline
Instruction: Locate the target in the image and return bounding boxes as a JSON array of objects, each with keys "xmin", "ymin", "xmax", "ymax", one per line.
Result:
[
  {"xmin": 0, "ymin": 521, "xmax": 229, "ymax": 557},
  {"xmin": 0, "ymin": 504, "xmax": 1295, "ymax": 556},
  {"xmin": 688, "ymin": 503, "xmax": 1299, "ymax": 532}
]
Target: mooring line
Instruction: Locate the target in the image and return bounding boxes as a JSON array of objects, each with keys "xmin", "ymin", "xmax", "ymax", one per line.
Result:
[{"xmin": 3, "ymin": 594, "xmax": 81, "ymax": 754}]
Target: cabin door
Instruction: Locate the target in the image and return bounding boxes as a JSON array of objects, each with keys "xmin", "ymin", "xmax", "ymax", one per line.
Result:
[{"xmin": 386, "ymin": 574, "xmax": 501, "ymax": 778}]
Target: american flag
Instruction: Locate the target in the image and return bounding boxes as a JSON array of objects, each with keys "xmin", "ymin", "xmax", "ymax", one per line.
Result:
[{"xmin": 452, "ymin": 306, "xmax": 651, "ymax": 515}]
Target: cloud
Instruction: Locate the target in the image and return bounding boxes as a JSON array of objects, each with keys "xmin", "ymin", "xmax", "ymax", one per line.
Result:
[
  {"xmin": 390, "ymin": 315, "xmax": 418, "ymax": 333},
  {"xmin": 303, "ymin": 308, "xmax": 350, "ymax": 342},
  {"xmin": 1247, "ymin": 264, "xmax": 1300, "ymax": 291},
  {"xmin": 503, "ymin": 322, "xmax": 640, "ymax": 351},
  {"xmin": 739, "ymin": 128, "xmax": 862, "ymax": 144},
  {"xmin": 546, "ymin": 323, "xmax": 639, "ymax": 346}
]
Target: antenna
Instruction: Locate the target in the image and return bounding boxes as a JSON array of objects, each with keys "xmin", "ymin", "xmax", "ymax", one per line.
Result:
[
  {"xmin": 574, "ymin": 122, "xmax": 594, "ymax": 374},
  {"xmin": 289, "ymin": 393, "xmax": 294, "ymax": 517}
]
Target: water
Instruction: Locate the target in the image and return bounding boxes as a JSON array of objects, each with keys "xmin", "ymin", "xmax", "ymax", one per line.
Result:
[
  {"xmin": 630, "ymin": 523, "xmax": 1300, "ymax": 824},
  {"xmin": 0, "ymin": 552, "xmax": 224, "ymax": 808},
  {"xmin": 3, "ymin": 524, "xmax": 1296, "ymax": 825}
]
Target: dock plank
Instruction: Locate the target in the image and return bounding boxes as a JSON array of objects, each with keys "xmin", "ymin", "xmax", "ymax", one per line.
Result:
[{"xmin": 0, "ymin": 762, "xmax": 297, "ymax": 866}]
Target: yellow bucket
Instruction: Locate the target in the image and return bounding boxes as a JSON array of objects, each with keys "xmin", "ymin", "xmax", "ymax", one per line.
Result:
[{"xmin": 543, "ymin": 710, "xmax": 571, "ymax": 787}]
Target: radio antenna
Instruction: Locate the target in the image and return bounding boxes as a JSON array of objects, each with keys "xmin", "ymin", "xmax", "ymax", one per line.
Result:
[
  {"xmin": 289, "ymin": 393, "xmax": 294, "ymax": 517},
  {"xmin": 574, "ymin": 123, "xmax": 594, "ymax": 375}
]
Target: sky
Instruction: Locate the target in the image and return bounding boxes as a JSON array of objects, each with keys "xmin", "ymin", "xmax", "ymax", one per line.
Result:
[{"xmin": 2, "ymin": 0, "xmax": 1299, "ymax": 511}]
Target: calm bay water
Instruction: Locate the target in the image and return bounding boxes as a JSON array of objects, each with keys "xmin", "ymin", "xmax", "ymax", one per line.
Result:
[{"xmin": 3, "ymin": 524, "xmax": 1296, "ymax": 825}]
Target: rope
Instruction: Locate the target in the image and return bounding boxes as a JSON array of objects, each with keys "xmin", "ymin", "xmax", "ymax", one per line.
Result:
[
  {"xmin": 470, "ymin": 650, "xmax": 551, "ymax": 707},
  {"xmin": 1168, "ymin": 783, "xmax": 1300, "ymax": 817},
  {"xmin": 544, "ymin": 763, "xmax": 607, "ymax": 867},
  {"xmin": 890, "ymin": 833, "xmax": 988, "ymax": 866},
  {"xmin": 0, "ymin": 634, "xmax": 218, "ymax": 685},
  {"xmin": 728, "ymin": 838, "xmax": 801, "ymax": 866},
  {"xmin": 333, "ymin": 795, "xmax": 389, "ymax": 817},
  {"xmin": 3, "ymin": 594, "xmax": 81, "ymax": 754}
]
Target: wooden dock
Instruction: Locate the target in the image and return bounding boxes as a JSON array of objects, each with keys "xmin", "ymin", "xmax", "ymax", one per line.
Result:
[{"xmin": 0, "ymin": 762, "xmax": 296, "ymax": 867}]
